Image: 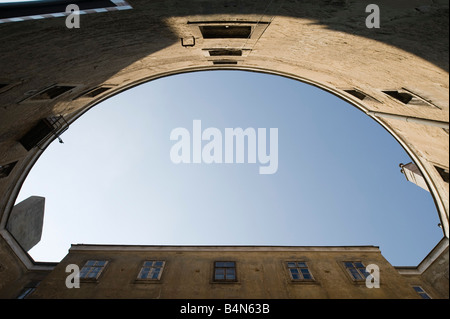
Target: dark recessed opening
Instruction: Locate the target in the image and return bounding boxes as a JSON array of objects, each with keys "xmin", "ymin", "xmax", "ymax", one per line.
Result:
[
  {"xmin": 382, "ymin": 91, "xmax": 413, "ymax": 104},
  {"xmin": 344, "ymin": 89, "xmax": 367, "ymax": 101},
  {"xmin": 435, "ymin": 166, "xmax": 449, "ymax": 183},
  {"xmin": 0, "ymin": 161, "xmax": 18, "ymax": 179},
  {"xmin": 213, "ymin": 60, "xmax": 238, "ymax": 65},
  {"xmin": 200, "ymin": 26, "xmax": 252, "ymax": 39},
  {"xmin": 0, "ymin": 83, "xmax": 8, "ymax": 90},
  {"xmin": 19, "ymin": 118, "xmax": 55, "ymax": 151},
  {"xmin": 209, "ymin": 49, "xmax": 243, "ymax": 56},
  {"xmin": 31, "ymin": 85, "xmax": 75, "ymax": 100},
  {"xmin": 82, "ymin": 86, "xmax": 112, "ymax": 98}
]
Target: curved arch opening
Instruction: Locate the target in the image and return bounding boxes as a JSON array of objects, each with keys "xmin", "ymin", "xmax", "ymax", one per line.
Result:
[{"xmin": 13, "ymin": 70, "xmax": 443, "ymax": 266}]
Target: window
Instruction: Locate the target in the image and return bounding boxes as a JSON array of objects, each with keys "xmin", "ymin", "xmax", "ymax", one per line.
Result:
[
  {"xmin": 435, "ymin": 166, "xmax": 449, "ymax": 183},
  {"xmin": 0, "ymin": 161, "xmax": 18, "ymax": 179},
  {"xmin": 79, "ymin": 260, "xmax": 108, "ymax": 280},
  {"xmin": 286, "ymin": 262, "xmax": 314, "ymax": 281},
  {"xmin": 383, "ymin": 90, "xmax": 413, "ymax": 104},
  {"xmin": 209, "ymin": 49, "xmax": 243, "ymax": 56},
  {"xmin": 16, "ymin": 281, "xmax": 40, "ymax": 299},
  {"xmin": 18, "ymin": 117, "xmax": 62, "ymax": 151},
  {"xmin": 200, "ymin": 25, "xmax": 252, "ymax": 39},
  {"xmin": 214, "ymin": 261, "xmax": 237, "ymax": 282},
  {"xmin": 29, "ymin": 85, "xmax": 76, "ymax": 101},
  {"xmin": 344, "ymin": 89, "xmax": 368, "ymax": 101},
  {"xmin": 413, "ymin": 286, "xmax": 432, "ymax": 299},
  {"xmin": 344, "ymin": 261, "xmax": 370, "ymax": 281},
  {"xmin": 382, "ymin": 89, "xmax": 437, "ymax": 108},
  {"xmin": 137, "ymin": 261, "xmax": 165, "ymax": 280}
]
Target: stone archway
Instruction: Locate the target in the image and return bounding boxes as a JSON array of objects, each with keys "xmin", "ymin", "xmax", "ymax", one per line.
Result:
[{"xmin": 0, "ymin": 0, "xmax": 448, "ymax": 265}]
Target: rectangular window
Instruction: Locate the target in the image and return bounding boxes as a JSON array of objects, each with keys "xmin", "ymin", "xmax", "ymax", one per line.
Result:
[
  {"xmin": 16, "ymin": 281, "xmax": 40, "ymax": 299},
  {"xmin": 137, "ymin": 261, "xmax": 165, "ymax": 280},
  {"xmin": 344, "ymin": 261, "xmax": 369, "ymax": 281},
  {"xmin": 209, "ymin": 49, "xmax": 243, "ymax": 56},
  {"xmin": 19, "ymin": 118, "xmax": 56, "ymax": 151},
  {"xmin": 214, "ymin": 261, "xmax": 237, "ymax": 282},
  {"xmin": 286, "ymin": 262, "xmax": 314, "ymax": 281},
  {"xmin": 413, "ymin": 286, "xmax": 432, "ymax": 299},
  {"xmin": 200, "ymin": 25, "xmax": 252, "ymax": 39},
  {"xmin": 29, "ymin": 85, "xmax": 75, "ymax": 101},
  {"xmin": 79, "ymin": 260, "xmax": 108, "ymax": 280}
]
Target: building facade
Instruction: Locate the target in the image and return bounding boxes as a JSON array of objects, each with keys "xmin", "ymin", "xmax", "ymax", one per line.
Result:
[
  {"xmin": 7, "ymin": 240, "xmax": 448, "ymax": 299},
  {"xmin": 0, "ymin": 0, "xmax": 448, "ymax": 300}
]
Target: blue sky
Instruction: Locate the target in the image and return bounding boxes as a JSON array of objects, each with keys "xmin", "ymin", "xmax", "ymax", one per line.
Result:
[{"xmin": 15, "ymin": 70, "xmax": 444, "ymax": 266}]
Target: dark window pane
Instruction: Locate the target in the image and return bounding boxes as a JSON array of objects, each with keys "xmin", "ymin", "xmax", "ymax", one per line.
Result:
[
  {"xmin": 349, "ymin": 268, "xmax": 362, "ymax": 280},
  {"xmin": 290, "ymin": 269, "xmax": 299, "ymax": 274},
  {"xmin": 419, "ymin": 293, "xmax": 431, "ymax": 299},
  {"xmin": 287, "ymin": 262, "xmax": 296, "ymax": 268},
  {"xmin": 291, "ymin": 273, "xmax": 300, "ymax": 280},
  {"xmin": 344, "ymin": 262, "xmax": 354, "ymax": 268},
  {"xmin": 154, "ymin": 261, "xmax": 164, "ymax": 267},
  {"xmin": 215, "ymin": 274, "xmax": 225, "ymax": 280},
  {"xmin": 297, "ymin": 262, "xmax": 307, "ymax": 268},
  {"xmin": 413, "ymin": 286, "xmax": 424, "ymax": 292},
  {"xmin": 215, "ymin": 268, "xmax": 225, "ymax": 275},
  {"xmin": 354, "ymin": 262, "xmax": 365, "ymax": 268},
  {"xmin": 303, "ymin": 274, "xmax": 312, "ymax": 280},
  {"xmin": 300, "ymin": 269, "xmax": 310, "ymax": 275}
]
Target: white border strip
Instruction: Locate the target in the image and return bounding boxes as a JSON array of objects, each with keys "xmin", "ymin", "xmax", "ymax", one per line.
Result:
[{"xmin": 0, "ymin": 1, "xmax": 132, "ymax": 24}]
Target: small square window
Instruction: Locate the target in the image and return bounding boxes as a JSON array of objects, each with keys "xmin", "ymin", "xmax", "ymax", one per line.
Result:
[
  {"xmin": 413, "ymin": 286, "xmax": 431, "ymax": 299},
  {"xmin": 214, "ymin": 261, "xmax": 237, "ymax": 282},
  {"xmin": 286, "ymin": 262, "xmax": 314, "ymax": 281},
  {"xmin": 137, "ymin": 261, "xmax": 165, "ymax": 280},
  {"xmin": 344, "ymin": 261, "xmax": 369, "ymax": 281},
  {"xmin": 79, "ymin": 260, "xmax": 108, "ymax": 280}
]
